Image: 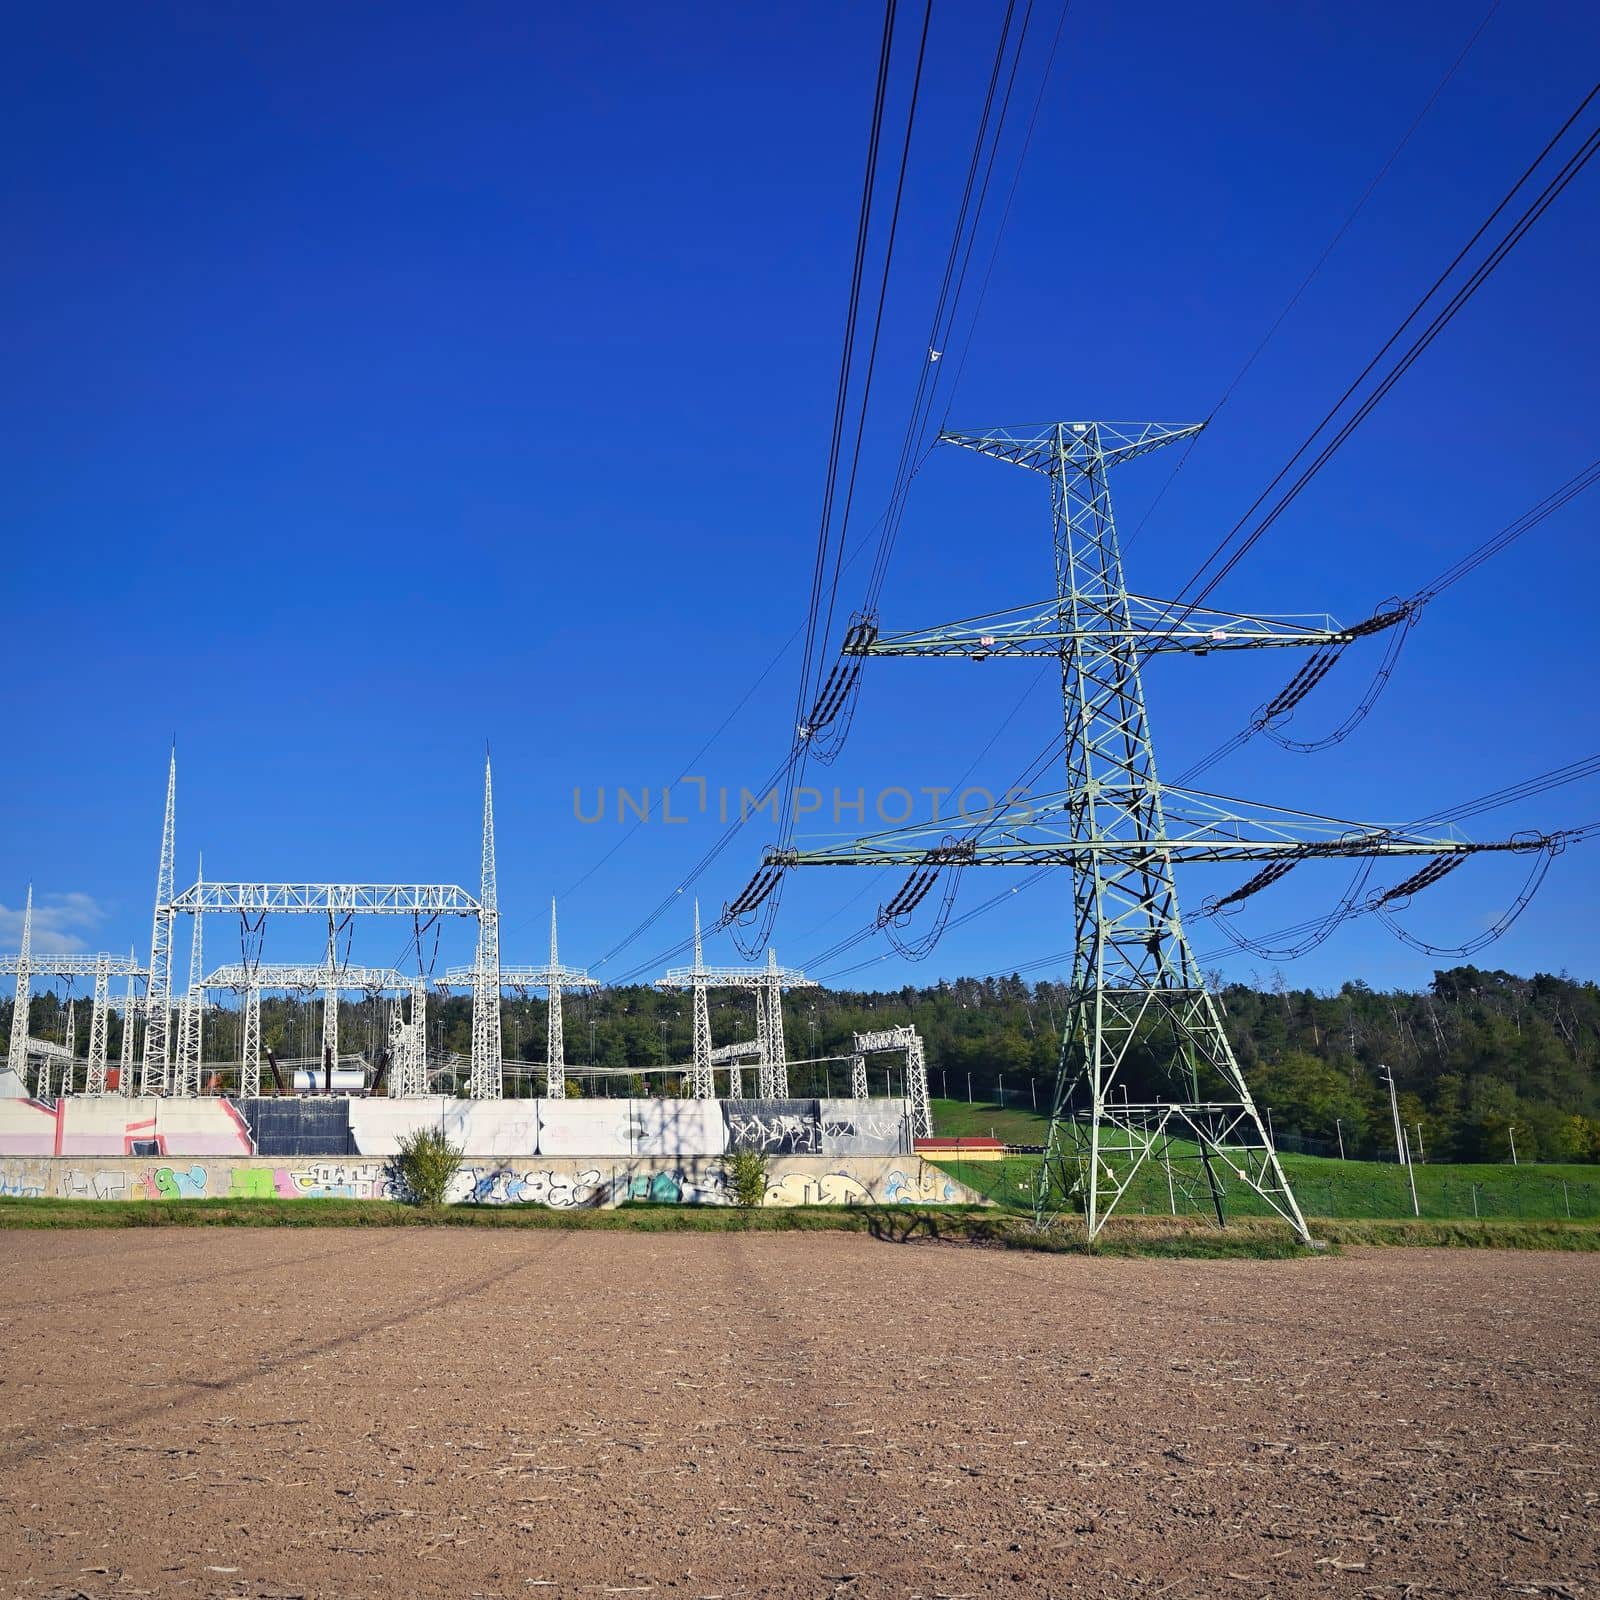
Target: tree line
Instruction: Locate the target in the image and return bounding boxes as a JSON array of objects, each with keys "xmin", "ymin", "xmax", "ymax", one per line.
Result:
[{"xmin": 4, "ymin": 962, "xmax": 1596, "ymax": 1162}]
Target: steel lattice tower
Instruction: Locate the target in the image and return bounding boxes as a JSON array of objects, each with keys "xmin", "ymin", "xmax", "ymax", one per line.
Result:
[
  {"xmin": 117, "ymin": 953, "xmax": 139, "ymax": 1096},
  {"xmin": 757, "ymin": 948, "xmax": 790, "ymax": 1098},
  {"xmin": 60, "ymin": 1001, "xmax": 75, "ymax": 1096},
  {"xmin": 953, "ymin": 422, "xmax": 1305, "ymax": 1238},
  {"xmin": 173, "ymin": 859, "xmax": 205, "ymax": 1098},
  {"xmin": 512, "ymin": 899, "xmax": 600, "ymax": 1099},
  {"xmin": 4, "ymin": 886, "xmax": 31, "ymax": 1091},
  {"xmin": 85, "ymin": 954, "xmax": 111, "ymax": 1095},
  {"xmin": 141, "ymin": 748, "xmax": 177, "ymax": 1096},
  {"xmin": 690, "ymin": 901, "xmax": 715, "ymax": 1100},
  {"xmin": 470, "ymin": 754, "xmax": 504, "ymax": 1098},
  {"xmin": 321, "ymin": 916, "xmax": 341, "ymax": 1079}
]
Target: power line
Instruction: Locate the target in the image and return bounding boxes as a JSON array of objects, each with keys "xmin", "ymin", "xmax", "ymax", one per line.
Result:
[
  {"xmin": 1124, "ymin": 0, "xmax": 1502, "ymax": 553},
  {"xmin": 1175, "ymin": 455, "xmax": 1600, "ymax": 784}
]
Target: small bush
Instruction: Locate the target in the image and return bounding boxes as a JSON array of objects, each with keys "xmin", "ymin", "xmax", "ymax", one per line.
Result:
[
  {"xmin": 393, "ymin": 1126, "xmax": 464, "ymax": 1206},
  {"xmin": 723, "ymin": 1147, "xmax": 772, "ymax": 1208}
]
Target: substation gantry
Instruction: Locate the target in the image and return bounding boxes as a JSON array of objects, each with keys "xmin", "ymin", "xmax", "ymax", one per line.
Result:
[
  {"xmin": 850, "ymin": 1026, "xmax": 932, "ymax": 1137},
  {"xmin": 200, "ymin": 963, "xmax": 424, "ymax": 1098},
  {"xmin": 2, "ymin": 889, "xmax": 145, "ymax": 1097},
  {"xmin": 654, "ymin": 902, "xmax": 817, "ymax": 1099},
  {"xmin": 440, "ymin": 898, "xmax": 600, "ymax": 1098},
  {"xmin": 133, "ymin": 748, "xmax": 495, "ymax": 1099},
  {"xmin": 767, "ymin": 421, "xmax": 1578, "ymax": 1244}
]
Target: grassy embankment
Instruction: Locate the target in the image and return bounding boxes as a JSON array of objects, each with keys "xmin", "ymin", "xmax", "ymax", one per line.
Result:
[{"xmin": 926, "ymin": 1097, "xmax": 1600, "ymax": 1223}]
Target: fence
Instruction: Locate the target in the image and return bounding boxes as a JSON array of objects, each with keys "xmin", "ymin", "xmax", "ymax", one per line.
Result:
[{"xmin": 928, "ymin": 1148, "xmax": 1600, "ymax": 1222}]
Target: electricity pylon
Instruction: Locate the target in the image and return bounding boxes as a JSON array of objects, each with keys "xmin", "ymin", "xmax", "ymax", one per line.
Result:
[
  {"xmin": 771, "ymin": 421, "xmax": 1574, "ymax": 1245},
  {"xmin": 4, "ymin": 887, "xmax": 34, "ymax": 1091}
]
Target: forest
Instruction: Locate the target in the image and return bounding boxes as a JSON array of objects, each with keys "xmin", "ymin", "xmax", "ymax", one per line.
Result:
[{"xmin": 4, "ymin": 964, "xmax": 1597, "ymax": 1164}]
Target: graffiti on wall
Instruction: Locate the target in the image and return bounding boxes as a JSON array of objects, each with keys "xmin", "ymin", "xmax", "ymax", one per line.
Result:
[
  {"xmin": 724, "ymin": 1101, "xmax": 823, "ymax": 1154},
  {"xmin": 0, "ymin": 1154, "xmax": 978, "ymax": 1208},
  {"xmin": 761, "ymin": 1166, "xmax": 959, "ymax": 1206}
]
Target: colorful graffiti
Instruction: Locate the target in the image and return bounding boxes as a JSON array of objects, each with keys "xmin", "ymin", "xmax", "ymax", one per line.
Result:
[{"xmin": 0, "ymin": 1154, "xmax": 983, "ymax": 1208}]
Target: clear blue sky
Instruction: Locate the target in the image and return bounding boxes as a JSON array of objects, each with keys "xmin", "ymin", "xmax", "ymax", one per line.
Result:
[{"xmin": 3, "ymin": 0, "xmax": 1597, "ymax": 993}]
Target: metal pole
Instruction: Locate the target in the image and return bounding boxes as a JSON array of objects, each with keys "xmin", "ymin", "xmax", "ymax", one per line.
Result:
[
  {"xmin": 1563, "ymin": 1180, "xmax": 1571, "ymax": 1219},
  {"xmin": 966, "ymin": 1071, "xmax": 972, "ymax": 1104},
  {"xmin": 1414, "ymin": 1121, "xmax": 1425, "ymax": 1163},
  {"xmin": 1335, "ymin": 1118, "xmax": 1345, "ymax": 1160},
  {"xmin": 1380, "ymin": 1065, "xmax": 1406, "ymax": 1166},
  {"xmin": 1508, "ymin": 1124, "xmax": 1518, "ymax": 1165},
  {"xmin": 1265, "ymin": 1106, "xmax": 1275, "ymax": 1147},
  {"xmin": 1402, "ymin": 1126, "xmax": 1419, "ymax": 1217}
]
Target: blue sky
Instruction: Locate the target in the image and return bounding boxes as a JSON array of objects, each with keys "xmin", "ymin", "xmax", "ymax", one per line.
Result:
[{"xmin": 3, "ymin": 0, "xmax": 1597, "ymax": 993}]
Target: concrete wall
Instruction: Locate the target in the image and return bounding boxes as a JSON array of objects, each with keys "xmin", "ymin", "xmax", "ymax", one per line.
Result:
[
  {"xmin": 0, "ymin": 1153, "xmax": 985, "ymax": 1208},
  {"xmin": 0, "ymin": 1096, "xmax": 912, "ymax": 1159}
]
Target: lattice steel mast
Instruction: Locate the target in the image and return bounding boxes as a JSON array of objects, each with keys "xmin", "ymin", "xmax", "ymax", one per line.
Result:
[
  {"xmin": 321, "ymin": 915, "xmax": 341, "ymax": 1079},
  {"xmin": 85, "ymin": 954, "xmax": 111, "ymax": 1095},
  {"xmin": 655, "ymin": 931, "xmax": 817, "ymax": 1100},
  {"xmin": 439, "ymin": 902, "xmax": 599, "ymax": 1098},
  {"xmin": 757, "ymin": 948, "xmax": 789, "ymax": 1098},
  {"xmin": 690, "ymin": 902, "xmax": 714, "ymax": 1100},
  {"xmin": 173, "ymin": 858, "xmax": 205, "ymax": 1097},
  {"xmin": 142, "ymin": 747, "xmax": 177, "ymax": 1096},
  {"xmin": 966, "ymin": 421, "xmax": 1296, "ymax": 1236},
  {"xmin": 117, "ymin": 952, "xmax": 139, "ymax": 1096},
  {"xmin": 771, "ymin": 421, "xmax": 1578, "ymax": 1244},
  {"xmin": 470, "ymin": 754, "xmax": 503, "ymax": 1099},
  {"xmin": 4, "ymin": 886, "xmax": 31, "ymax": 1091}
]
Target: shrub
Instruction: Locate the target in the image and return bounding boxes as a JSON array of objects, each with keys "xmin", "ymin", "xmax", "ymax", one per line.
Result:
[
  {"xmin": 723, "ymin": 1147, "xmax": 772, "ymax": 1208},
  {"xmin": 393, "ymin": 1126, "xmax": 464, "ymax": 1206}
]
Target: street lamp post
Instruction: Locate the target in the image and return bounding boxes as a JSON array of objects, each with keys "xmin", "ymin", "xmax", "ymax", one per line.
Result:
[
  {"xmin": 1379, "ymin": 1063, "xmax": 1420, "ymax": 1215},
  {"xmin": 1335, "ymin": 1117, "xmax": 1346, "ymax": 1161},
  {"xmin": 1509, "ymin": 1123, "xmax": 1518, "ymax": 1165},
  {"xmin": 1379, "ymin": 1064, "xmax": 1407, "ymax": 1166}
]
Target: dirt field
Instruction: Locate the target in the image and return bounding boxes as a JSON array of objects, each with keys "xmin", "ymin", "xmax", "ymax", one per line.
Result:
[{"xmin": 0, "ymin": 1232, "xmax": 1594, "ymax": 1599}]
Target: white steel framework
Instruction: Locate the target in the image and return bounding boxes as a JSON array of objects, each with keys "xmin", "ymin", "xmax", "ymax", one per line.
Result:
[
  {"xmin": 142, "ymin": 749, "xmax": 177, "ymax": 1096},
  {"xmin": 4, "ymin": 886, "xmax": 32, "ymax": 1092},
  {"xmin": 442, "ymin": 899, "xmax": 601, "ymax": 1099},
  {"xmin": 173, "ymin": 860, "xmax": 206, "ymax": 1098},
  {"xmin": 851, "ymin": 1026, "xmax": 932, "ymax": 1137},
  {"xmin": 203, "ymin": 962, "xmax": 419, "ymax": 1098},
  {"xmin": 470, "ymin": 756, "xmax": 503, "ymax": 1100},
  {"xmin": 2, "ymin": 942, "xmax": 147, "ymax": 1098},
  {"xmin": 656, "ymin": 932, "xmax": 817, "ymax": 1100}
]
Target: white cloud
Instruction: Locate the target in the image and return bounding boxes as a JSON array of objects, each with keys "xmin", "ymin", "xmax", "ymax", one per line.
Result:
[{"xmin": 0, "ymin": 893, "xmax": 112, "ymax": 955}]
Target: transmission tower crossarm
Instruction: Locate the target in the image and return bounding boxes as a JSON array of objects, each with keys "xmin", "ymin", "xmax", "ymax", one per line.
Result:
[
  {"xmin": 766, "ymin": 786, "xmax": 1567, "ymax": 868},
  {"xmin": 854, "ymin": 594, "xmax": 1403, "ymax": 659},
  {"xmin": 938, "ymin": 421, "xmax": 1205, "ymax": 473}
]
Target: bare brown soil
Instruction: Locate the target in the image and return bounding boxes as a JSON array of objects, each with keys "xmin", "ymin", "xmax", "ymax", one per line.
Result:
[{"xmin": 0, "ymin": 1231, "xmax": 1594, "ymax": 1599}]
